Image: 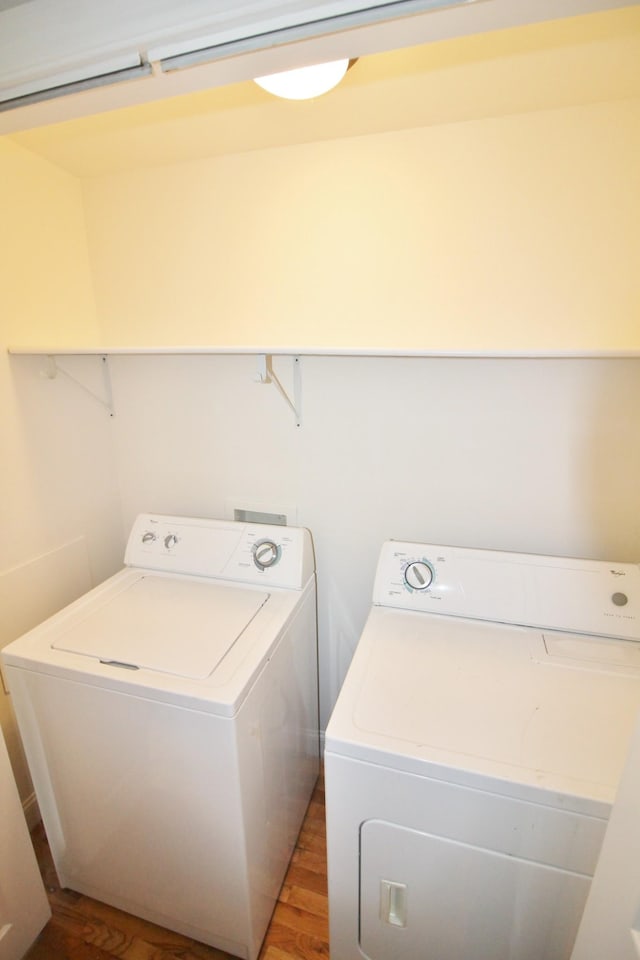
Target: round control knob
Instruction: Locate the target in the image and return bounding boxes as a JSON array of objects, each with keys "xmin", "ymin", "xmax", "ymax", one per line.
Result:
[
  {"xmin": 141, "ymin": 531, "xmax": 156, "ymax": 544},
  {"xmin": 612, "ymin": 592, "xmax": 629, "ymax": 607},
  {"xmin": 404, "ymin": 560, "xmax": 434, "ymax": 591},
  {"xmin": 164, "ymin": 534, "xmax": 178, "ymax": 549},
  {"xmin": 253, "ymin": 540, "xmax": 280, "ymax": 570}
]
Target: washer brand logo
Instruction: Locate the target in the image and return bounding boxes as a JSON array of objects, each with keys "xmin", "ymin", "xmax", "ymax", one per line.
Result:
[{"xmin": 610, "ymin": 569, "xmax": 626, "ymax": 577}]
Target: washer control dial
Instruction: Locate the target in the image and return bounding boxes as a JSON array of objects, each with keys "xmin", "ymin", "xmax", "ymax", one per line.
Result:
[
  {"xmin": 253, "ymin": 539, "xmax": 281, "ymax": 570},
  {"xmin": 141, "ymin": 531, "xmax": 156, "ymax": 544},
  {"xmin": 404, "ymin": 560, "xmax": 434, "ymax": 591},
  {"xmin": 164, "ymin": 533, "xmax": 179, "ymax": 549}
]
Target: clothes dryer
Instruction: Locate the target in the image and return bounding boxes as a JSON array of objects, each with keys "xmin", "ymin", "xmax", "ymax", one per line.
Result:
[
  {"xmin": 2, "ymin": 514, "xmax": 319, "ymax": 960},
  {"xmin": 325, "ymin": 541, "xmax": 640, "ymax": 960}
]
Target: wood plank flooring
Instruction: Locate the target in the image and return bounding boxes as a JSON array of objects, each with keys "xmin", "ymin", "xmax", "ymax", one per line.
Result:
[{"xmin": 25, "ymin": 775, "xmax": 328, "ymax": 960}]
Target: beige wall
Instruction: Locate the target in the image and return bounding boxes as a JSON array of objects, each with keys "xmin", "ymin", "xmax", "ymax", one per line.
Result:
[
  {"xmin": 83, "ymin": 96, "xmax": 640, "ymax": 353},
  {"xmin": 79, "ymin": 84, "xmax": 640, "ymax": 729},
  {"xmin": 0, "ymin": 139, "xmax": 123, "ymax": 804},
  {"xmin": 0, "ymin": 138, "xmax": 101, "ymax": 350}
]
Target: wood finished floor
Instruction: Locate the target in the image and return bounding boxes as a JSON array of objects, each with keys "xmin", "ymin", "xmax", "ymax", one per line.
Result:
[{"xmin": 25, "ymin": 775, "xmax": 328, "ymax": 960}]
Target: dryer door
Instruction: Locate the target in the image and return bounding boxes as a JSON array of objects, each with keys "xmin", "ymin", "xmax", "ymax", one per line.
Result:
[{"xmin": 360, "ymin": 819, "xmax": 590, "ymax": 960}]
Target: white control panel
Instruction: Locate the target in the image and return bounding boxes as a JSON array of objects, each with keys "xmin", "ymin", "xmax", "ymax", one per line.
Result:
[
  {"xmin": 124, "ymin": 514, "xmax": 314, "ymax": 590},
  {"xmin": 373, "ymin": 541, "xmax": 640, "ymax": 641}
]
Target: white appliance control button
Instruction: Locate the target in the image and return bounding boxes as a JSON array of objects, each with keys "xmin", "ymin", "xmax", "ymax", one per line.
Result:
[
  {"xmin": 141, "ymin": 532, "xmax": 156, "ymax": 543},
  {"xmin": 404, "ymin": 561, "xmax": 434, "ymax": 591},
  {"xmin": 253, "ymin": 540, "xmax": 281, "ymax": 570},
  {"xmin": 164, "ymin": 534, "xmax": 179, "ymax": 549},
  {"xmin": 612, "ymin": 592, "xmax": 629, "ymax": 607}
]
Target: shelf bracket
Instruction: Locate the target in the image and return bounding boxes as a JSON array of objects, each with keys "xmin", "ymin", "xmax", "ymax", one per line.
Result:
[
  {"xmin": 45, "ymin": 355, "xmax": 115, "ymax": 417},
  {"xmin": 255, "ymin": 355, "xmax": 301, "ymax": 426}
]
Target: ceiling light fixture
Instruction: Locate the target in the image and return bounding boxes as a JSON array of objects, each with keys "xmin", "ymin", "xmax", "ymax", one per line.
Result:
[{"xmin": 254, "ymin": 58, "xmax": 353, "ymax": 100}]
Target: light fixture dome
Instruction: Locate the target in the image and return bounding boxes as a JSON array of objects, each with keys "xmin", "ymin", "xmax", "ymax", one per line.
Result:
[{"xmin": 254, "ymin": 59, "xmax": 350, "ymax": 101}]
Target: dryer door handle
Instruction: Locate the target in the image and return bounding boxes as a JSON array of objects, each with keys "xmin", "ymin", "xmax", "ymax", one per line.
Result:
[{"xmin": 379, "ymin": 879, "xmax": 408, "ymax": 928}]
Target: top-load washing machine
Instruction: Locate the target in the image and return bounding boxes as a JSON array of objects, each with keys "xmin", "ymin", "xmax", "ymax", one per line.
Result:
[
  {"xmin": 2, "ymin": 514, "xmax": 319, "ymax": 960},
  {"xmin": 325, "ymin": 540, "xmax": 640, "ymax": 960}
]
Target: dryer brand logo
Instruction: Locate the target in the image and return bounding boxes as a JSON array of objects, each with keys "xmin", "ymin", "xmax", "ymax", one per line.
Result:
[{"xmin": 610, "ymin": 569, "xmax": 626, "ymax": 577}]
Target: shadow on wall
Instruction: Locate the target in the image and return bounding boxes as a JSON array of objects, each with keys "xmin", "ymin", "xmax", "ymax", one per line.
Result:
[
  {"xmin": 4, "ymin": 352, "xmax": 640, "ymax": 735},
  {"xmin": 578, "ymin": 359, "xmax": 640, "ymax": 560},
  {"xmin": 94, "ymin": 353, "xmax": 640, "ymax": 721}
]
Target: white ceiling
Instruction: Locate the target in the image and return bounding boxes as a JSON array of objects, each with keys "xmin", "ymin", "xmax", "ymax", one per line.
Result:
[
  {"xmin": 1, "ymin": 0, "xmax": 636, "ymax": 137},
  {"xmin": 4, "ymin": 1, "xmax": 640, "ymax": 177}
]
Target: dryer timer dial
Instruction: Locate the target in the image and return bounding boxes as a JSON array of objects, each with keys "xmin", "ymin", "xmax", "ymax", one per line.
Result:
[
  {"xmin": 404, "ymin": 560, "xmax": 434, "ymax": 591},
  {"xmin": 253, "ymin": 540, "xmax": 281, "ymax": 570}
]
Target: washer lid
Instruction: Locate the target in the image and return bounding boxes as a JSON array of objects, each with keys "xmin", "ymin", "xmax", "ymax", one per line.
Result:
[{"xmin": 51, "ymin": 575, "xmax": 269, "ymax": 680}]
